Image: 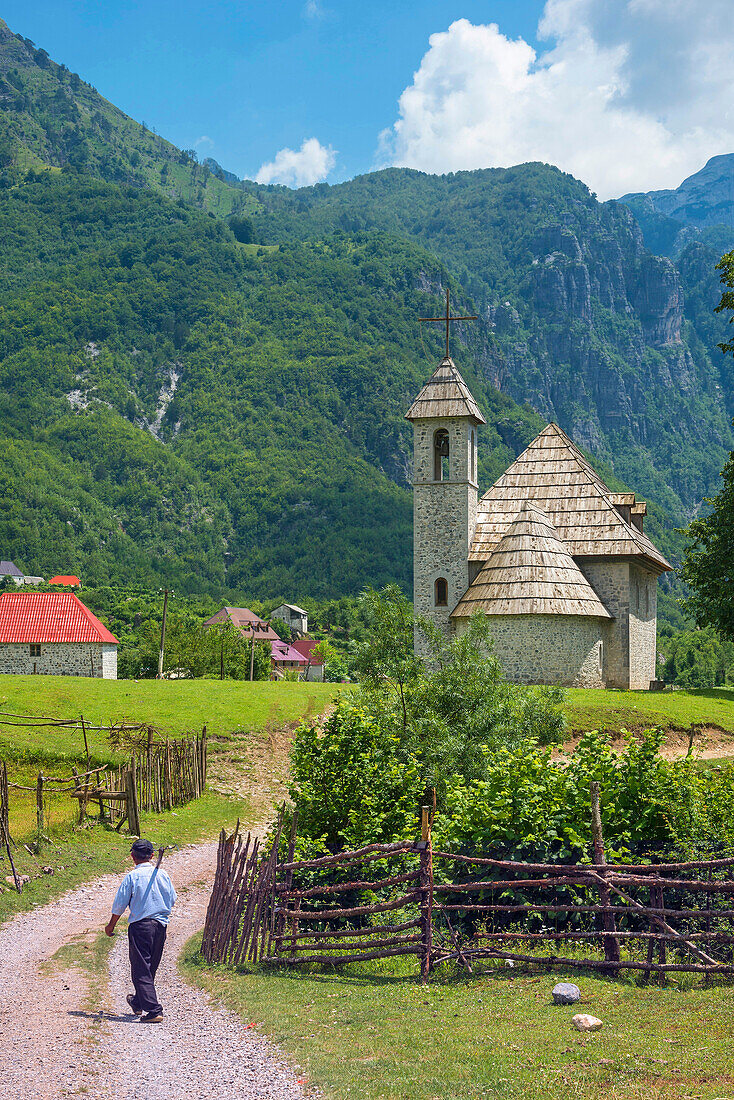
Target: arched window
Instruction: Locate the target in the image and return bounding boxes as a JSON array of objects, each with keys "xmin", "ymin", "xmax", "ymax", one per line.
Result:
[
  {"xmin": 433, "ymin": 429, "xmax": 449, "ymax": 481},
  {"xmin": 435, "ymin": 578, "xmax": 448, "ymax": 606},
  {"xmin": 470, "ymin": 429, "xmax": 475, "ymax": 482}
]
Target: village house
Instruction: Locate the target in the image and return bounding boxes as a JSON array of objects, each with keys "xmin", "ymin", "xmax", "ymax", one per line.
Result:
[
  {"xmin": 270, "ymin": 603, "xmax": 308, "ymax": 636},
  {"xmin": 48, "ymin": 574, "xmax": 82, "ymax": 588},
  {"xmin": 406, "ymin": 356, "xmax": 672, "ymax": 689},
  {"xmin": 0, "ymin": 561, "xmax": 44, "ymax": 586},
  {"xmin": 203, "ymin": 606, "xmax": 280, "ymax": 642},
  {"xmin": 291, "ymin": 639, "xmax": 325, "ymax": 681},
  {"xmin": 0, "ymin": 591, "xmax": 118, "ymax": 678},
  {"xmin": 270, "ymin": 639, "xmax": 310, "ymax": 678}
]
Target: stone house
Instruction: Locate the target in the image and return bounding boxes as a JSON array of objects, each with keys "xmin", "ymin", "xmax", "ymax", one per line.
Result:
[
  {"xmin": 405, "ymin": 356, "xmax": 671, "ymax": 689},
  {"xmin": 0, "ymin": 591, "xmax": 118, "ymax": 678},
  {"xmin": 271, "ymin": 604, "xmax": 308, "ymax": 636}
]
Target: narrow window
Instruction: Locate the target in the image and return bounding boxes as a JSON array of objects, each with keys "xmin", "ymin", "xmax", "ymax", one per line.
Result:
[
  {"xmin": 435, "ymin": 578, "xmax": 448, "ymax": 606},
  {"xmin": 30, "ymin": 643, "xmax": 41, "ymax": 657},
  {"xmin": 470, "ymin": 429, "xmax": 475, "ymax": 482},
  {"xmin": 433, "ymin": 429, "xmax": 449, "ymax": 481}
]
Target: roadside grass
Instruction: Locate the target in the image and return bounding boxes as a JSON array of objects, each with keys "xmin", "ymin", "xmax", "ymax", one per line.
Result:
[
  {"xmin": 0, "ymin": 677, "xmax": 340, "ymax": 762},
  {"xmin": 183, "ymin": 945, "xmax": 734, "ymax": 1100},
  {"xmin": 0, "ymin": 788, "xmax": 249, "ymax": 926},
  {"xmin": 565, "ymin": 687, "xmax": 734, "ymax": 736}
]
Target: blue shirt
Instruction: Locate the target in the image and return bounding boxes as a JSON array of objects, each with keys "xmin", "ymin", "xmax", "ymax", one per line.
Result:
[{"xmin": 112, "ymin": 861, "xmax": 177, "ymax": 925}]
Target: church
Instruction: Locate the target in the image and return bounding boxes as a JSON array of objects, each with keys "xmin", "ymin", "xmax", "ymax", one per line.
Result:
[{"xmin": 405, "ymin": 354, "xmax": 671, "ymax": 690}]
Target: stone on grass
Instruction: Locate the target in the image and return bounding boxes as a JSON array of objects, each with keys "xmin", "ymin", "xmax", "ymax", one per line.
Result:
[
  {"xmin": 552, "ymin": 982, "xmax": 580, "ymax": 1005},
  {"xmin": 572, "ymin": 1014, "xmax": 602, "ymax": 1032}
]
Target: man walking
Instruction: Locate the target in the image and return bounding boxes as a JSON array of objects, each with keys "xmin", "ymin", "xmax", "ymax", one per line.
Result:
[{"xmin": 105, "ymin": 838, "xmax": 177, "ymax": 1023}]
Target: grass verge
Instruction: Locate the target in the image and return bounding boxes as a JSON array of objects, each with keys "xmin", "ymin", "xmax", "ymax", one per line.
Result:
[
  {"xmin": 0, "ymin": 788, "xmax": 248, "ymax": 926},
  {"xmin": 0, "ymin": 676, "xmax": 340, "ymax": 761},
  {"xmin": 565, "ymin": 687, "xmax": 734, "ymax": 736},
  {"xmin": 182, "ymin": 946, "xmax": 734, "ymax": 1100}
]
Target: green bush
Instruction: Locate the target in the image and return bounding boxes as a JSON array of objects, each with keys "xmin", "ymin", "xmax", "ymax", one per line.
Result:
[
  {"xmin": 434, "ymin": 729, "xmax": 734, "ymax": 864},
  {"xmin": 289, "ymin": 701, "xmax": 424, "ymax": 852}
]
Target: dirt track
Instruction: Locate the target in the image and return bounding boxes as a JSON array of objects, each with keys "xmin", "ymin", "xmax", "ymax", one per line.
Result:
[{"xmin": 0, "ymin": 842, "xmax": 305, "ymax": 1100}]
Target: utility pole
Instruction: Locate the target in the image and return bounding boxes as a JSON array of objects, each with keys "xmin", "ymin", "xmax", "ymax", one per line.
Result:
[{"xmin": 157, "ymin": 589, "xmax": 169, "ymax": 679}]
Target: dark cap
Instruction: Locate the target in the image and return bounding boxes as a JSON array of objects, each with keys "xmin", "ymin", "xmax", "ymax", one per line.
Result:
[{"xmin": 131, "ymin": 838, "xmax": 154, "ymax": 859}]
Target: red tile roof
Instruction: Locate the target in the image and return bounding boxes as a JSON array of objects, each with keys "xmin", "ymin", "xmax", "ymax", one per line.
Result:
[
  {"xmin": 48, "ymin": 575, "xmax": 81, "ymax": 587},
  {"xmin": 0, "ymin": 592, "xmax": 118, "ymax": 644},
  {"xmin": 291, "ymin": 640, "xmax": 324, "ymax": 665}
]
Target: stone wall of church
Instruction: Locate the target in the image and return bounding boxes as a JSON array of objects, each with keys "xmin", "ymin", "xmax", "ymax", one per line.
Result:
[
  {"xmin": 412, "ymin": 417, "xmax": 478, "ymax": 653},
  {"xmin": 628, "ymin": 565, "xmax": 658, "ymax": 689},
  {"xmin": 577, "ymin": 559, "xmax": 658, "ymax": 688},
  {"xmin": 0, "ymin": 642, "xmax": 117, "ymax": 678},
  {"xmin": 454, "ymin": 613, "xmax": 608, "ymax": 687},
  {"xmin": 577, "ymin": 560, "xmax": 630, "ymax": 687}
]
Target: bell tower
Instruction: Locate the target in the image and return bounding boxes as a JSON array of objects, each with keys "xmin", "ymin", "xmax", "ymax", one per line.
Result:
[{"xmin": 405, "ymin": 355, "xmax": 485, "ymax": 650}]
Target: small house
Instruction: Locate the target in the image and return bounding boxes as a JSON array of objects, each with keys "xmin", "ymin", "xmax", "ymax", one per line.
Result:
[
  {"xmin": 270, "ymin": 638, "xmax": 310, "ymax": 679},
  {"xmin": 48, "ymin": 575, "xmax": 82, "ymax": 588},
  {"xmin": 271, "ymin": 604, "xmax": 308, "ymax": 636},
  {"xmin": 203, "ymin": 607, "xmax": 280, "ymax": 642},
  {"xmin": 0, "ymin": 561, "xmax": 24, "ymax": 586},
  {"xmin": 290, "ymin": 639, "xmax": 325, "ymax": 681},
  {"xmin": 0, "ymin": 592, "xmax": 118, "ymax": 678}
]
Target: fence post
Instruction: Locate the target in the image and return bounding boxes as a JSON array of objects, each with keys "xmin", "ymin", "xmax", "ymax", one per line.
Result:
[
  {"xmin": 36, "ymin": 773, "xmax": 44, "ymax": 844},
  {"xmin": 590, "ymin": 781, "xmax": 621, "ymax": 970},
  {"xmin": 125, "ymin": 762, "xmax": 141, "ymax": 836},
  {"xmin": 419, "ymin": 805, "xmax": 433, "ymax": 984}
]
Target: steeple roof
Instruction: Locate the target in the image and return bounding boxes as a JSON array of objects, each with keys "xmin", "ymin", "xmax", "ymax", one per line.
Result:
[
  {"xmin": 405, "ymin": 357, "xmax": 486, "ymax": 424},
  {"xmin": 470, "ymin": 424, "xmax": 671, "ymax": 573},
  {"xmin": 452, "ymin": 503, "xmax": 612, "ymax": 619}
]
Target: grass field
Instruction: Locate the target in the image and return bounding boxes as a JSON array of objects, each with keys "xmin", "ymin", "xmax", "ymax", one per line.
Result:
[
  {"xmin": 185, "ymin": 951, "xmax": 734, "ymax": 1100},
  {"xmin": 0, "ymin": 677, "xmax": 340, "ymax": 762},
  {"xmin": 565, "ymin": 687, "xmax": 734, "ymax": 736}
]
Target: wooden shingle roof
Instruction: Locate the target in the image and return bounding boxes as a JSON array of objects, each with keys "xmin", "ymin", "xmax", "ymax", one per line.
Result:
[
  {"xmin": 452, "ymin": 504, "xmax": 612, "ymax": 619},
  {"xmin": 469, "ymin": 424, "xmax": 671, "ymax": 573},
  {"xmin": 405, "ymin": 357, "xmax": 486, "ymax": 424}
]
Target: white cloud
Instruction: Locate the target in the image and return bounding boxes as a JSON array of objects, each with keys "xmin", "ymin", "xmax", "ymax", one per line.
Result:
[
  {"xmin": 194, "ymin": 135, "xmax": 214, "ymax": 149},
  {"xmin": 379, "ymin": 1, "xmax": 734, "ymax": 197},
  {"xmin": 303, "ymin": 0, "xmax": 325, "ymax": 19},
  {"xmin": 256, "ymin": 138, "xmax": 336, "ymax": 188}
]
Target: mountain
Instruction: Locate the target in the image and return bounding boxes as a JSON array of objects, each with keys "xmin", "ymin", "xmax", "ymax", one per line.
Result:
[
  {"xmin": 246, "ymin": 166, "xmax": 733, "ymax": 528},
  {"xmin": 619, "ymin": 155, "xmax": 734, "ymax": 258},
  {"xmin": 0, "ymin": 19, "xmax": 253, "ymax": 218},
  {"xmin": 0, "ymin": 17, "xmax": 731, "ymax": 617}
]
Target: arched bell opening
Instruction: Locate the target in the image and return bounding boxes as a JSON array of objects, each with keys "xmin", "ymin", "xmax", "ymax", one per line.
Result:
[{"xmin": 433, "ymin": 428, "xmax": 449, "ymax": 481}]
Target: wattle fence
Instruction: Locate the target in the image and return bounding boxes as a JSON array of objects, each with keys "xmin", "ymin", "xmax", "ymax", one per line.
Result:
[
  {"xmin": 201, "ymin": 794, "xmax": 734, "ymax": 983},
  {"xmin": 0, "ymin": 714, "xmax": 207, "ymax": 890}
]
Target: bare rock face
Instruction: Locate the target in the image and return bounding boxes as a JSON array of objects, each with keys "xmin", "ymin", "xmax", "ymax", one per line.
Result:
[
  {"xmin": 632, "ymin": 254, "xmax": 683, "ymax": 346},
  {"xmin": 572, "ymin": 1014, "xmax": 603, "ymax": 1032}
]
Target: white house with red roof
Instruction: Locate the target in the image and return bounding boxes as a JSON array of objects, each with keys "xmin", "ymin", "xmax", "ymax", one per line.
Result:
[{"xmin": 0, "ymin": 592, "xmax": 118, "ymax": 678}]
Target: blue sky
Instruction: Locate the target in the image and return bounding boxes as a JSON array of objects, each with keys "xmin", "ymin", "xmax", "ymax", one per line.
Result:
[{"xmin": 5, "ymin": 2, "xmax": 734, "ymax": 197}]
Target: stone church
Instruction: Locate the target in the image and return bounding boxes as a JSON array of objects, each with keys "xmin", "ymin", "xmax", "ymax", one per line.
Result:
[{"xmin": 405, "ymin": 356, "xmax": 671, "ymax": 689}]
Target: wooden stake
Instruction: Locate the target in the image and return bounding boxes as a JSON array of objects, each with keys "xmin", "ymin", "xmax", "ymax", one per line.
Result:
[{"xmin": 590, "ymin": 781, "xmax": 621, "ymax": 968}]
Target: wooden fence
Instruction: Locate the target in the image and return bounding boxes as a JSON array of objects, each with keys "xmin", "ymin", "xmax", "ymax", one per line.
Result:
[
  {"xmin": 0, "ymin": 715, "xmax": 207, "ymax": 891},
  {"xmin": 201, "ymin": 796, "xmax": 734, "ymax": 983}
]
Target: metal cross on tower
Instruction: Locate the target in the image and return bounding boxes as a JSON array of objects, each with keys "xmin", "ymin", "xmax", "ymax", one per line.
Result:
[{"xmin": 419, "ymin": 288, "xmax": 477, "ymax": 359}]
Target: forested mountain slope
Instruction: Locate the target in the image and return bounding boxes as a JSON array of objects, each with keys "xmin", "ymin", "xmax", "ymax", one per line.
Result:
[
  {"xmin": 0, "ymin": 16, "xmax": 729, "ymax": 611},
  {"xmin": 0, "ymin": 172, "xmax": 539, "ymax": 595},
  {"xmin": 248, "ymin": 166, "xmax": 734, "ymax": 533},
  {"xmin": 0, "ymin": 18, "xmax": 251, "ymax": 217}
]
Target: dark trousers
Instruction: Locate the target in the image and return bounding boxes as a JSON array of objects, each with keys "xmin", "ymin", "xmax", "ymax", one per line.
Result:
[{"xmin": 128, "ymin": 918, "xmax": 167, "ymax": 1015}]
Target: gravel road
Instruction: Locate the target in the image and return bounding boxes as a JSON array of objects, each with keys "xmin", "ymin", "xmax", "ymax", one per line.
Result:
[{"xmin": 0, "ymin": 842, "xmax": 306, "ymax": 1100}]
